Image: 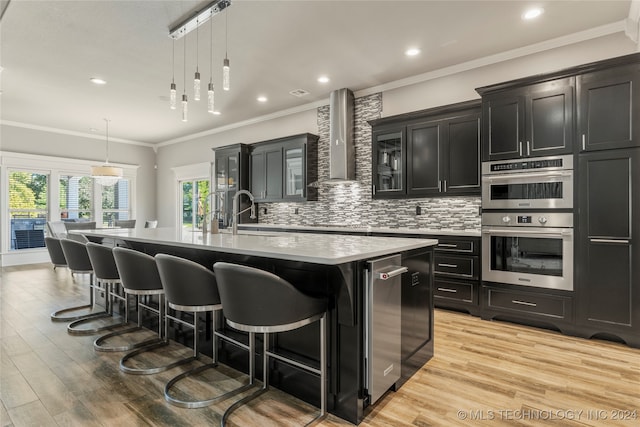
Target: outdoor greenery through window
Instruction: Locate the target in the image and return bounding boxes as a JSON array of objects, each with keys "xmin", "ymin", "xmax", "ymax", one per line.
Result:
[
  {"xmin": 9, "ymin": 171, "xmax": 48, "ymax": 250},
  {"xmin": 102, "ymin": 180, "xmax": 131, "ymax": 226},
  {"xmin": 181, "ymin": 179, "xmax": 209, "ymax": 236},
  {"xmin": 59, "ymin": 175, "xmax": 93, "ymax": 221}
]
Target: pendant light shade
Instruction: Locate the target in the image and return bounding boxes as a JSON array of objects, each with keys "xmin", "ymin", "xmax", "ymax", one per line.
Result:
[{"xmin": 91, "ymin": 119, "xmax": 123, "ymax": 187}]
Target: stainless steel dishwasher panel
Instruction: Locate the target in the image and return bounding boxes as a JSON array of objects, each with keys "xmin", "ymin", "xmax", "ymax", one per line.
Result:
[{"xmin": 365, "ymin": 254, "xmax": 406, "ymax": 405}]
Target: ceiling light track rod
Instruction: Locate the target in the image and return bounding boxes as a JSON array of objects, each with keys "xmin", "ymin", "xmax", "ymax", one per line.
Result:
[{"xmin": 169, "ymin": 0, "xmax": 231, "ymax": 40}]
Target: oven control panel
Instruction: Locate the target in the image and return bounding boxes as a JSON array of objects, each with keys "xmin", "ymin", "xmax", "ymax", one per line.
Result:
[
  {"xmin": 481, "ymin": 154, "xmax": 573, "ymax": 175},
  {"xmin": 484, "ymin": 212, "xmax": 573, "ymax": 228}
]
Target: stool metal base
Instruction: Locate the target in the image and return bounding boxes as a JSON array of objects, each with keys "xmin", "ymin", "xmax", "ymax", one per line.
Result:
[
  {"xmin": 94, "ymin": 326, "xmax": 163, "ymax": 352},
  {"xmin": 164, "ymin": 363, "xmax": 256, "ymax": 409},
  {"xmin": 51, "ymin": 304, "xmax": 101, "ymax": 322},
  {"xmin": 120, "ymin": 340, "xmax": 196, "ymax": 375},
  {"xmin": 67, "ymin": 314, "xmax": 127, "ymax": 336}
]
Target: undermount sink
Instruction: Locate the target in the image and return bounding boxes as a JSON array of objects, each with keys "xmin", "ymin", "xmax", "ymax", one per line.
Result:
[{"xmin": 219, "ymin": 230, "xmax": 281, "ymax": 237}]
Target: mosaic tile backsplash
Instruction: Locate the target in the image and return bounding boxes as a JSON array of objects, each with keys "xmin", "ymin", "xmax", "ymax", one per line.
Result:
[{"xmin": 259, "ymin": 93, "xmax": 481, "ymax": 231}]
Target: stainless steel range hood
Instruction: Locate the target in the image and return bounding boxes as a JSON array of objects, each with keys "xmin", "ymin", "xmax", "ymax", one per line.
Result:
[{"xmin": 328, "ymin": 88, "xmax": 355, "ymax": 181}]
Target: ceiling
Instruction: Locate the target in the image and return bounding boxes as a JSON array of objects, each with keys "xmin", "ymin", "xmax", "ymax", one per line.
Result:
[{"xmin": 0, "ymin": 1, "xmax": 635, "ymax": 146}]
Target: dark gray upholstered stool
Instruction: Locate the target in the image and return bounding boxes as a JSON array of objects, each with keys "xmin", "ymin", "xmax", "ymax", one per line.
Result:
[
  {"xmin": 66, "ymin": 242, "xmax": 127, "ymax": 335},
  {"xmin": 213, "ymin": 262, "xmax": 328, "ymax": 426},
  {"xmin": 156, "ymin": 254, "xmax": 254, "ymax": 409},
  {"xmin": 105, "ymin": 248, "xmax": 192, "ymax": 375},
  {"xmin": 94, "ymin": 246, "xmax": 164, "ymax": 353},
  {"xmin": 51, "ymin": 239, "xmax": 108, "ymax": 323},
  {"xmin": 44, "ymin": 237, "xmax": 67, "ymax": 270}
]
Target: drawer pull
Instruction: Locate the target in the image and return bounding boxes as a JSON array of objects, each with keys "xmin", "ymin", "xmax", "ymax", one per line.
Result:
[
  {"xmin": 437, "ymin": 287, "xmax": 458, "ymax": 293},
  {"xmin": 512, "ymin": 299, "xmax": 537, "ymax": 307},
  {"xmin": 438, "ymin": 263, "xmax": 458, "ymax": 268},
  {"xmin": 438, "ymin": 244, "xmax": 458, "ymax": 248}
]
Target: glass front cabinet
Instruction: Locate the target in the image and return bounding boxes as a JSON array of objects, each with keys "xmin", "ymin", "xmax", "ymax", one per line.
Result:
[{"xmin": 372, "ymin": 128, "xmax": 406, "ymax": 198}]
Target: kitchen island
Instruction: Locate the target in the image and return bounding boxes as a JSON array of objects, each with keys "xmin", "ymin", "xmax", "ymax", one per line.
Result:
[{"xmin": 80, "ymin": 227, "xmax": 437, "ymax": 424}]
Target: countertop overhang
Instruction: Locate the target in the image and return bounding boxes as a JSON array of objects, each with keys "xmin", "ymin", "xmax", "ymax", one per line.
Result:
[{"xmin": 78, "ymin": 227, "xmax": 438, "ymax": 265}]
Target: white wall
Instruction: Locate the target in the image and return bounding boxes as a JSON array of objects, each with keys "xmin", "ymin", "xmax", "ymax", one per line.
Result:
[{"xmin": 0, "ymin": 124, "xmax": 157, "ymax": 224}]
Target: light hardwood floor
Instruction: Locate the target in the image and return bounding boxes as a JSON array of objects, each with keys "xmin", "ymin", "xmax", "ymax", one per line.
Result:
[{"xmin": 1, "ymin": 263, "xmax": 638, "ymax": 426}]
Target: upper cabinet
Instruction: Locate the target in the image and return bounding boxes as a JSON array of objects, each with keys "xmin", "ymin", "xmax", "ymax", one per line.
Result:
[
  {"xmin": 213, "ymin": 144, "xmax": 255, "ymax": 228},
  {"xmin": 250, "ymin": 133, "xmax": 318, "ymax": 203},
  {"xmin": 370, "ymin": 100, "xmax": 481, "ymax": 199},
  {"xmin": 577, "ymin": 62, "xmax": 640, "ymax": 152},
  {"xmin": 479, "ymin": 77, "xmax": 574, "ymax": 161}
]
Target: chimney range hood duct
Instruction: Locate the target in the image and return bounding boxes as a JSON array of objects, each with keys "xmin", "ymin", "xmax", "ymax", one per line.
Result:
[{"xmin": 329, "ymin": 88, "xmax": 355, "ymax": 181}]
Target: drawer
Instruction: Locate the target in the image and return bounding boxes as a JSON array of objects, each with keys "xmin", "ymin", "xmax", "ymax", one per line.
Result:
[
  {"xmin": 486, "ymin": 288, "xmax": 571, "ymax": 319},
  {"xmin": 434, "ymin": 254, "xmax": 477, "ymax": 279},
  {"xmin": 435, "ymin": 238, "xmax": 478, "ymax": 255},
  {"xmin": 434, "ymin": 280, "xmax": 475, "ymax": 304}
]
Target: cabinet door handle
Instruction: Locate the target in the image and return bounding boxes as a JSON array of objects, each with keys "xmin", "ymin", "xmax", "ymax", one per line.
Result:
[
  {"xmin": 443, "ymin": 180, "xmax": 447, "ymax": 192},
  {"xmin": 590, "ymin": 238, "xmax": 630, "ymax": 244},
  {"xmin": 519, "ymin": 141, "xmax": 523, "ymax": 157},
  {"xmin": 512, "ymin": 300, "xmax": 537, "ymax": 307},
  {"xmin": 438, "ymin": 243, "xmax": 458, "ymax": 248},
  {"xmin": 438, "ymin": 263, "xmax": 458, "ymax": 268},
  {"xmin": 526, "ymin": 140, "xmax": 531, "ymax": 156},
  {"xmin": 438, "ymin": 180, "xmax": 442, "ymax": 192},
  {"xmin": 437, "ymin": 287, "xmax": 458, "ymax": 293},
  {"xmin": 372, "ymin": 185, "xmax": 376, "ymax": 195},
  {"xmin": 582, "ymin": 134, "xmax": 586, "ymax": 151}
]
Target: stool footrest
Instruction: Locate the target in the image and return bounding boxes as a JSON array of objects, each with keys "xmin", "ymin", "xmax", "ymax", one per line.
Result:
[
  {"xmin": 119, "ymin": 341, "xmax": 196, "ymax": 375},
  {"xmin": 221, "ymin": 387, "xmax": 267, "ymax": 427},
  {"xmin": 165, "ymin": 363, "xmax": 256, "ymax": 409},
  {"xmin": 94, "ymin": 326, "xmax": 163, "ymax": 352}
]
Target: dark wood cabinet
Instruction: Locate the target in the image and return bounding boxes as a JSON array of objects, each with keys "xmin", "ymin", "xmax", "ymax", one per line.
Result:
[
  {"xmin": 370, "ymin": 100, "xmax": 481, "ymax": 199},
  {"xmin": 576, "ymin": 148, "xmax": 640, "ymax": 347},
  {"xmin": 480, "ymin": 77, "xmax": 574, "ymax": 161},
  {"xmin": 249, "ymin": 133, "xmax": 318, "ymax": 203},
  {"xmin": 213, "ymin": 144, "xmax": 255, "ymax": 228},
  {"xmin": 577, "ymin": 62, "xmax": 640, "ymax": 152},
  {"xmin": 432, "ymin": 236, "xmax": 480, "ymax": 316}
]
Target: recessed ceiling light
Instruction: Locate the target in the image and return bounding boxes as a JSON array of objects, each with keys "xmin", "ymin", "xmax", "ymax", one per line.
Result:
[
  {"xmin": 522, "ymin": 7, "xmax": 544, "ymax": 20},
  {"xmin": 317, "ymin": 76, "xmax": 330, "ymax": 84},
  {"xmin": 405, "ymin": 48, "xmax": 421, "ymax": 57},
  {"xmin": 89, "ymin": 128, "xmax": 99, "ymax": 132},
  {"xmin": 90, "ymin": 77, "xmax": 107, "ymax": 85},
  {"xmin": 212, "ymin": 111, "xmax": 221, "ymax": 115},
  {"xmin": 257, "ymin": 96, "xmax": 268, "ymax": 103}
]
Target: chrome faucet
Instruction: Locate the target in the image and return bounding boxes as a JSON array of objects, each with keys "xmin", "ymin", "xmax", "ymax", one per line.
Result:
[{"xmin": 231, "ymin": 189, "xmax": 256, "ymax": 235}]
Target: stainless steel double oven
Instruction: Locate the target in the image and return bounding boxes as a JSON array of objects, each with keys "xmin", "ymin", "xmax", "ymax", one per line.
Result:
[{"xmin": 481, "ymin": 155, "xmax": 574, "ymax": 291}]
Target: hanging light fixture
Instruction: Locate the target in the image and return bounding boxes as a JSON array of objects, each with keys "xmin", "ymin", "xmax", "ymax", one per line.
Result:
[
  {"xmin": 91, "ymin": 119, "xmax": 123, "ymax": 187},
  {"xmin": 207, "ymin": 12, "xmax": 215, "ymax": 114},
  {"xmin": 182, "ymin": 33, "xmax": 188, "ymax": 122},
  {"xmin": 170, "ymin": 39, "xmax": 177, "ymax": 109},
  {"xmin": 168, "ymin": 0, "xmax": 231, "ymax": 119},
  {"xmin": 194, "ymin": 17, "xmax": 201, "ymax": 101},
  {"xmin": 222, "ymin": 7, "xmax": 230, "ymax": 91}
]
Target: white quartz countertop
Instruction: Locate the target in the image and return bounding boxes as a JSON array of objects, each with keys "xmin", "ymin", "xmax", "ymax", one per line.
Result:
[
  {"xmin": 238, "ymin": 223, "xmax": 481, "ymax": 237},
  {"xmin": 79, "ymin": 227, "xmax": 438, "ymax": 265}
]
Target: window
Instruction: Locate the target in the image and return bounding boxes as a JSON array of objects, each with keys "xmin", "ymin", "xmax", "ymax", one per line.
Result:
[
  {"xmin": 101, "ymin": 179, "xmax": 131, "ymax": 227},
  {"xmin": 9, "ymin": 170, "xmax": 48, "ymax": 250},
  {"xmin": 59, "ymin": 175, "xmax": 93, "ymax": 221},
  {"xmin": 180, "ymin": 179, "xmax": 210, "ymax": 236}
]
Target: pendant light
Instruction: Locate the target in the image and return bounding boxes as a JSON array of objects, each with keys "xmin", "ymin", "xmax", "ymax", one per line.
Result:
[
  {"xmin": 222, "ymin": 7, "xmax": 230, "ymax": 91},
  {"xmin": 170, "ymin": 39, "xmax": 177, "ymax": 109},
  {"xmin": 207, "ymin": 13, "xmax": 215, "ymax": 114},
  {"xmin": 194, "ymin": 18, "xmax": 201, "ymax": 101},
  {"xmin": 182, "ymin": 34, "xmax": 188, "ymax": 122},
  {"xmin": 91, "ymin": 119, "xmax": 123, "ymax": 187}
]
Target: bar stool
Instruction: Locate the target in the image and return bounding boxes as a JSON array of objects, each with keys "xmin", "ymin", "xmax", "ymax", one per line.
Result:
[
  {"xmin": 67, "ymin": 242, "xmax": 127, "ymax": 335},
  {"xmin": 51, "ymin": 239, "xmax": 109, "ymax": 323},
  {"xmin": 213, "ymin": 262, "xmax": 328, "ymax": 426},
  {"xmin": 44, "ymin": 236, "xmax": 67, "ymax": 270},
  {"xmin": 93, "ymin": 246, "xmax": 164, "ymax": 352},
  {"xmin": 155, "ymin": 254, "xmax": 255, "ymax": 409}
]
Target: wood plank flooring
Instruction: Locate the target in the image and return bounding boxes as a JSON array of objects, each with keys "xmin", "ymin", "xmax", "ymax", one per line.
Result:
[{"xmin": 1, "ymin": 263, "xmax": 638, "ymax": 426}]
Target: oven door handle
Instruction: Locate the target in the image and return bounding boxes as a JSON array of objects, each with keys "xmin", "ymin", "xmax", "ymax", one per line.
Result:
[
  {"xmin": 482, "ymin": 228, "xmax": 571, "ymax": 238},
  {"xmin": 482, "ymin": 171, "xmax": 572, "ymax": 181}
]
